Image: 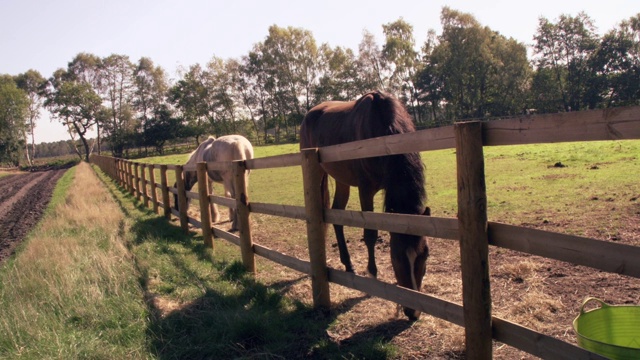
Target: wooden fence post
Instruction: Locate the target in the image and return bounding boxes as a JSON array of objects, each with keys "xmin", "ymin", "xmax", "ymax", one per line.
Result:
[
  {"xmin": 126, "ymin": 161, "xmax": 134, "ymax": 194},
  {"xmin": 133, "ymin": 163, "xmax": 141, "ymax": 201},
  {"xmin": 455, "ymin": 121, "xmax": 492, "ymax": 360},
  {"xmin": 234, "ymin": 160, "xmax": 255, "ymax": 274},
  {"xmin": 115, "ymin": 159, "xmax": 121, "ymax": 185},
  {"xmin": 119, "ymin": 159, "xmax": 125, "ymax": 186},
  {"xmin": 141, "ymin": 164, "xmax": 149, "ymax": 207},
  {"xmin": 196, "ymin": 162, "xmax": 213, "ymax": 247},
  {"xmin": 175, "ymin": 165, "xmax": 189, "ymax": 232},
  {"xmin": 109, "ymin": 157, "xmax": 115, "ymax": 178},
  {"xmin": 301, "ymin": 148, "xmax": 331, "ymax": 309},
  {"xmin": 149, "ymin": 164, "xmax": 158, "ymax": 213},
  {"xmin": 160, "ymin": 165, "xmax": 171, "ymax": 219}
]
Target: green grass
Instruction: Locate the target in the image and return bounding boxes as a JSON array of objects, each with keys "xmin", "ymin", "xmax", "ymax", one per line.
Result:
[
  {"xmin": 136, "ymin": 138, "xmax": 637, "ymax": 358},
  {"xmin": 147, "ymin": 139, "xmax": 639, "ymax": 233}
]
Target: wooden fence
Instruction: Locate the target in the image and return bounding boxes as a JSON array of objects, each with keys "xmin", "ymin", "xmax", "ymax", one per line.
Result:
[{"xmin": 91, "ymin": 105, "xmax": 640, "ymax": 360}]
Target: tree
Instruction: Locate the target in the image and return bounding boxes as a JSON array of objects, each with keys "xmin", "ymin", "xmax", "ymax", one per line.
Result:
[
  {"xmin": 14, "ymin": 69, "xmax": 46, "ymax": 165},
  {"xmin": 206, "ymin": 56, "xmax": 240, "ymax": 134},
  {"xmin": 590, "ymin": 13, "xmax": 640, "ymax": 107},
  {"xmin": 141, "ymin": 105, "xmax": 182, "ymax": 154},
  {"xmin": 417, "ymin": 7, "xmax": 531, "ymax": 121},
  {"xmin": 100, "ymin": 54, "xmax": 136, "ymax": 157},
  {"xmin": 66, "ymin": 53, "xmax": 104, "ymax": 150},
  {"xmin": 315, "ymin": 44, "xmax": 360, "ymax": 102},
  {"xmin": 239, "ymin": 48, "xmax": 275, "ymax": 143},
  {"xmin": 356, "ymin": 30, "xmax": 388, "ymax": 92},
  {"xmin": 133, "ymin": 57, "xmax": 170, "ymax": 153},
  {"xmin": 0, "ymin": 75, "xmax": 28, "ymax": 166},
  {"xmin": 533, "ymin": 12, "xmax": 599, "ymax": 111},
  {"xmin": 261, "ymin": 25, "xmax": 319, "ymax": 141},
  {"xmin": 44, "ymin": 69, "xmax": 102, "ymax": 162},
  {"xmin": 134, "ymin": 57, "xmax": 169, "ymax": 125},
  {"xmin": 415, "ymin": 29, "xmax": 446, "ymax": 126},
  {"xmin": 170, "ymin": 64, "xmax": 210, "ymax": 144},
  {"xmin": 382, "ymin": 18, "xmax": 421, "ymax": 122}
]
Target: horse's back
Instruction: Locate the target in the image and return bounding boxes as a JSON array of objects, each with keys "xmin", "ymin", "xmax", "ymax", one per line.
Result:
[
  {"xmin": 196, "ymin": 135, "xmax": 253, "ymax": 163},
  {"xmin": 209, "ymin": 135, "xmax": 254, "ymax": 162},
  {"xmin": 300, "ymin": 91, "xmax": 418, "ymax": 188},
  {"xmin": 300, "ymin": 91, "xmax": 409, "ymax": 149},
  {"xmin": 300, "ymin": 100, "xmax": 357, "ymax": 149}
]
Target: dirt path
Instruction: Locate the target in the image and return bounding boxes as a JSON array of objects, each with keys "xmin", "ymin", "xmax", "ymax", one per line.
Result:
[{"xmin": 0, "ymin": 169, "xmax": 67, "ymax": 264}]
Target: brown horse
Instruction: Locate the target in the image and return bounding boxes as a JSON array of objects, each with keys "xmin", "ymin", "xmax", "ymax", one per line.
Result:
[
  {"xmin": 174, "ymin": 135, "xmax": 254, "ymax": 231},
  {"xmin": 300, "ymin": 91, "xmax": 430, "ymax": 320}
]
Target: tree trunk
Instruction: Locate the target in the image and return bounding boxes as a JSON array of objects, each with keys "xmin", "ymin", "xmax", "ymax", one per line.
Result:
[{"xmin": 23, "ymin": 131, "xmax": 32, "ymax": 166}]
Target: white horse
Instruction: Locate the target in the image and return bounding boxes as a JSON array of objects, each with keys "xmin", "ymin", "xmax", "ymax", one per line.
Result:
[{"xmin": 174, "ymin": 135, "xmax": 254, "ymax": 231}]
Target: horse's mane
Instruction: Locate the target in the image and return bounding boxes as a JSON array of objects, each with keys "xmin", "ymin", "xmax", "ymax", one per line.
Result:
[{"xmin": 362, "ymin": 91, "xmax": 426, "ymax": 214}]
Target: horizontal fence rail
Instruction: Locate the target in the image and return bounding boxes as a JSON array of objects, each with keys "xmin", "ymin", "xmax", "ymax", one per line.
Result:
[{"xmin": 90, "ymin": 105, "xmax": 639, "ymax": 360}]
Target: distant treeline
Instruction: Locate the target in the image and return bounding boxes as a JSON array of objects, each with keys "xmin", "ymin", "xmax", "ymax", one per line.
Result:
[{"xmin": 2, "ymin": 7, "xmax": 639, "ymax": 165}]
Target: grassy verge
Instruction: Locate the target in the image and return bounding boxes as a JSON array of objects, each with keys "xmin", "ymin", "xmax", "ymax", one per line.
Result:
[{"xmin": 0, "ymin": 163, "xmax": 149, "ymax": 359}]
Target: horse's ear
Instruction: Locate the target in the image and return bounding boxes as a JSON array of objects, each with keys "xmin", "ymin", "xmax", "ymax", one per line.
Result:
[{"xmin": 423, "ymin": 207, "xmax": 431, "ymax": 216}]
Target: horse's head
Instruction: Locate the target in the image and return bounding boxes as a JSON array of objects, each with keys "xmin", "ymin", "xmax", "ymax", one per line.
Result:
[
  {"xmin": 390, "ymin": 206, "xmax": 431, "ymax": 320},
  {"xmin": 172, "ymin": 172, "xmax": 196, "ymax": 211}
]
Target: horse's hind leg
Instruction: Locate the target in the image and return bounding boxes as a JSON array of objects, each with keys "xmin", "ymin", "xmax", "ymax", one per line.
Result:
[
  {"xmin": 359, "ymin": 186, "xmax": 378, "ymax": 278},
  {"xmin": 224, "ymin": 180, "xmax": 238, "ymax": 231},
  {"xmin": 332, "ymin": 181, "xmax": 354, "ymax": 273}
]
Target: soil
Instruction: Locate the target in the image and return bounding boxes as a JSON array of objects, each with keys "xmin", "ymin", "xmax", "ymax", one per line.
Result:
[
  {"xmin": 0, "ymin": 168, "xmax": 67, "ymax": 265},
  {"xmin": 248, "ymin": 199, "xmax": 640, "ymax": 359}
]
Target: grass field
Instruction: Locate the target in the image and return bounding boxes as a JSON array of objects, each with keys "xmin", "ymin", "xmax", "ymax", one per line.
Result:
[
  {"xmin": 1, "ymin": 139, "xmax": 638, "ymax": 359},
  {"xmin": 118, "ymin": 138, "xmax": 640, "ymax": 357}
]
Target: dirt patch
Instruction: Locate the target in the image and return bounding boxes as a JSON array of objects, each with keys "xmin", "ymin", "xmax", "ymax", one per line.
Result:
[
  {"xmin": 0, "ymin": 169, "xmax": 67, "ymax": 264},
  {"xmin": 247, "ymin": 203, "xmax": 639, "ymax": 359}
]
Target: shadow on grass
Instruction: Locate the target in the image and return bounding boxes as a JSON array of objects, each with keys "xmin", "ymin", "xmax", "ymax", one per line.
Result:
[{"xmin": 100, "ymin": 170, "xmax": 415, "ymax": 359}]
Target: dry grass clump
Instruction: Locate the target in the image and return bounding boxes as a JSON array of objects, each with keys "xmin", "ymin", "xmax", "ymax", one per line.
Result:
[
  {"xmin": 506, "ymin": 291, "xmax": 564, "ymax": 329},
  {"xmin": 497, "ymin": 259, "xmax": 543, "ymax": 285}
]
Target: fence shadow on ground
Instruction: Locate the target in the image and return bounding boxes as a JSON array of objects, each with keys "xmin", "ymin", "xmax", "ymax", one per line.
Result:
[{"xmin": 122, "ymin": 203, "xmax": 410, "ymax": 359}]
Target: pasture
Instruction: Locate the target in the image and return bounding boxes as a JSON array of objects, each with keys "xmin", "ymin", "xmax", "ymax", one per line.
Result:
[
  {"xmin": 138, "ymin": 138, "xmax": 639, "ymax": 358},
  {"xmin": 2, "ymin": 138, "xmax": 636, "ymax": 358}
]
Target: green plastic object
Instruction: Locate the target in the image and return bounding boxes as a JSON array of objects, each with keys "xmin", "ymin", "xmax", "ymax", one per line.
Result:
[{"xmin": 573, "ymin": 297, "xmax": 640, "ymax": 360}]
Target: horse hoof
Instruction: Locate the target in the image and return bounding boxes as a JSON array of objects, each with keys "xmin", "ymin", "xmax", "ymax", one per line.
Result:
[{"xmin": 404, "ymin": 308, "xmax": 421, "ymax": 321}]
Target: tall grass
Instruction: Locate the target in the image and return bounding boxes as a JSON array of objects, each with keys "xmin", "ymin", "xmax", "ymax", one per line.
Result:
[{"xmin": 0, "ymin": 162, "xmax": 150, "ymax": 359}]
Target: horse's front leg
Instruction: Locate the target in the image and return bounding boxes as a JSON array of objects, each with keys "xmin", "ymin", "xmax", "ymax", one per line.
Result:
[
  {"xmin": 359, "ymin": 186, "xmax": 378, "ymax": 278},
  {"xmin": 209, "ymin": 180, "xmax": 221, "ymax": 223},
  {"xmin": 332, "ymin": 182, "xmax": 354, "ymax": 273}
]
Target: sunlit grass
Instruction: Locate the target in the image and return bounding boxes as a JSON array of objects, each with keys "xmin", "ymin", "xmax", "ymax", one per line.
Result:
[
  {"xmin": 143, "ymin": 139, "xmax": 639, "ymax": 244},
  {"xmin": 0, "ymin": 163, "xmax": 149, "ymax": 359}
]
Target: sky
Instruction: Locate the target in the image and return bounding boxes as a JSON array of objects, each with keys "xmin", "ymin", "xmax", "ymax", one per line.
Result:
[{"xmin": 2, "ymin": 0, "xmax": 638, "ymax": 144}]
